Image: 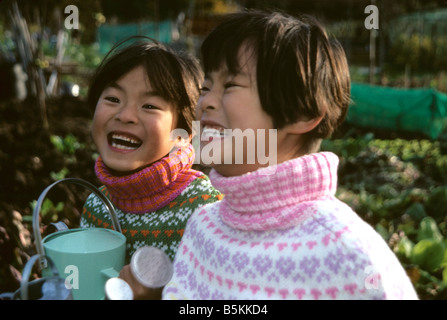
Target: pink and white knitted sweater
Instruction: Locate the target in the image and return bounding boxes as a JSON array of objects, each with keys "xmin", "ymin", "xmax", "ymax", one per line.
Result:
[{"xmin": 162, "ymin": 152, "xmax": 418, "ymax": 300}]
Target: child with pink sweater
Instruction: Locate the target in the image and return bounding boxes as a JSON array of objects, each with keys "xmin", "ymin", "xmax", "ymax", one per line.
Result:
[{"xmin": 162, "ymin": 10, "xmax": 418, "ymax": 300}]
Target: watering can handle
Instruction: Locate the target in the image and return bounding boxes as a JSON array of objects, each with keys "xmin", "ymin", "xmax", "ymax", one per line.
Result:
[
  {"xmin": 20, "ymin": 254, "xmax": 59, "ymax": 300},
  {"xmin": 33, "ymin": 178, "xmax": 122, "ymax": 269}
]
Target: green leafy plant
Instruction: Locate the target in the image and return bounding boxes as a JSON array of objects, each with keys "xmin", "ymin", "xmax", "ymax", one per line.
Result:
[
  {"xmin": 50, "ymin": 168, "xmax": 69, "ymax": 181},
  {"xmin": 50, "ymin": 134, "xmax": 85, "ymax": 155},
  {"xmin": 322, "ymin": 136, "xmax": 447, "ymax": 299},
  {"xmin": 26, "ymin": 198, "xmax": 64, "ymax": 223}
]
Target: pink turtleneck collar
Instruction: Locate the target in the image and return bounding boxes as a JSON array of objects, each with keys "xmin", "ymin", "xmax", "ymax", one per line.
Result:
[{"xmin": 209, "ymin": 152, "xmax": 339, "ymax": 231}]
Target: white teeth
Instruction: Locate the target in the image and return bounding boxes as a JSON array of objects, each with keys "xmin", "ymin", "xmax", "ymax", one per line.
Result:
[
  {"xmin": 112, "ymin": 134, "xmax": 141, "ymax": 145},
  {"xmin": 201, "ymin": 126, "xmax": 228, "ymax": 140},
  {"xmin": 111, "ymin": 142, "xmax": 138, "ymax": 150},
  {"xmin": 110, "ymin": 133, "xmax": 142, "ymax": 150}
]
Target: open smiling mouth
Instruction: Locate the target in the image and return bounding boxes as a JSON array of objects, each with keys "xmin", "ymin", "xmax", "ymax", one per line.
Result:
[
  {"xmin": 107, "ymin": 132, "xmax": 142, "ymax": 150},
  {"xmin": 201, "ymin": 125, "xmax": 230, "ymax": 141}
]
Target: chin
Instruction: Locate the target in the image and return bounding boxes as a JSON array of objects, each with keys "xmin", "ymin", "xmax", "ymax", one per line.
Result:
[
  {"xmin": 211, "ymin": 163, "xmax": 256, "ymax": 177},
  {"xmin": 103, "ymin": 159, "xmax": 146, "ymax": 175}
]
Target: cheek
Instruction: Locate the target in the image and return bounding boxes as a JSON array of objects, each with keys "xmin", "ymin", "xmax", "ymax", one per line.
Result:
[
  {"xmin": 91, "ymin": 104, "xmax": 116, "ymax": 150},
  {"xmin": 196, "ymin": 96, "xmax": 206, "ymax": 118},
  {"xmin": 170, "ymin": 108, "xmax": 180, "ymax": 130},
  {"xmin": 165, "ymin": 111, "xmax": 181, "ymax": 138},
  {"xmin": 91, "ymin": 108, "xmax": 106, "ymax": 140},
  {"xmin": 147, "ymin": 115, "xmax": 177, "ymax": 146},
  {"xmin": 91, "ymin": 113, "xmax": 101, "ymax": 141}
]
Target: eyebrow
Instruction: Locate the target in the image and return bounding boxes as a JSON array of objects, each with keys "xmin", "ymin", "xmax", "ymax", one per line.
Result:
[
  {"xmin": 204, "ymin": 69, "xmax": 250, "ymax": 81},
  {"xmin": 106, "ymin": 82, "xmax": 162, "ymax": 97},
  {"xmin": 232, "ymin": 70, "xmax": 250, "ymax": 79},
  {"xmin": 106, "ymin": 82, "xmax": 124, "ymax": 91}
]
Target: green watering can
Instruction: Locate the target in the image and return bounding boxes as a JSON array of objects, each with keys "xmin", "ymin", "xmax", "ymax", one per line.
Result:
[{"xmin": 33, "ymin": 178, "xmax": 126, "ymax": 300}]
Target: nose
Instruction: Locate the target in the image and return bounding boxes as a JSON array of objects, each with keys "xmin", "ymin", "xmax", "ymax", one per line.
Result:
[
  {"xmin": 198, "ymin": 88, "xmax": 220, "ymax": 114},
  {"xmin": 115, "ymin": 102, "xmax": 138, "ymax": 124}
]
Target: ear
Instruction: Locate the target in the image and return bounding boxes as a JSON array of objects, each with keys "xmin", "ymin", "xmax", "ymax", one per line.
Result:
[
  {"xmin": 170, "ymin": 128, "xmax": 192, "ymax": 148},
  {"xmin": 285, "ymin": 116, "xmax": 323, "ymax": 135},
  {"xmin": 174, "ymin": 134, "xmax": 192, "ymax": 148}
]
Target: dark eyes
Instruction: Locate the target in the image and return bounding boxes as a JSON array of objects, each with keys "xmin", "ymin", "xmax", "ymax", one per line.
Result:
[
  {"xmin": 199, "ymin": 86, "xmax": 210, "ymax": 94},
  {"xmin": 142, "ymin": 104, "xmax": 158, "ymax": 110},
  {"xmin": 105, "ymin": 96, "xmax": 120, "ymax": 103},
  {"xmin": 104, "ymin": 97, "xmax": 159, "ymax": 110},
  {"xmin": 199, "ymin": 82, "xmax": 239, "ymax": 94},
  {"xmin": 224, "ymin": 82, "xmax": 239, "ymax": 89}
]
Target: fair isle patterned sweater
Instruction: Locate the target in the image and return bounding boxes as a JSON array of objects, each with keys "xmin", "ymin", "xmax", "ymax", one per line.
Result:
[
  {"xmin": 163, "ymin": 152, "xmax": 418, "ymax": 300},
  {"xmin": 80, "ymin": 145, "xmax": 222, "ymax": 262}
]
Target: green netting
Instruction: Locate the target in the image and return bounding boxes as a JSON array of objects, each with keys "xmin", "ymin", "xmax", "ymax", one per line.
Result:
[
  {"xmin": 97, "ymin": 21, "xmax": 173, "ymax": 54},
  {"xmin": 346, "ymin": 83, "xmax": 447, "ymax": 139}
]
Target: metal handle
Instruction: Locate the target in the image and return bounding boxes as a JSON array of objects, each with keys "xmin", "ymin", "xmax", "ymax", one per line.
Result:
[
  {"xmin": 33, "ymin": 178, "xmax": 122, "ymax": 269},
  {"xmin": 20, "ymin": 254, "xmax": 59, "ymax": 300}
]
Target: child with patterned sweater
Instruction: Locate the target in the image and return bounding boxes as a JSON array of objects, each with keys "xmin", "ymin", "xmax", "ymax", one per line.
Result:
[
  {"xmin": 162, "ymin": 11, "xmax": 418, "ymax": 300},
  {"xmin": 80, "ymin": 38, "xmax": 221, "ymax": 269}
]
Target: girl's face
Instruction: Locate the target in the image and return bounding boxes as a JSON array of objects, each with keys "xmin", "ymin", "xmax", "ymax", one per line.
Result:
[
  {"xmin": 197, "ymin": 45, "xmax": 301, "ymax": 177},
  {"xmin": 92, "ymin": 65, "xmax": 178, "ymax": 174}
]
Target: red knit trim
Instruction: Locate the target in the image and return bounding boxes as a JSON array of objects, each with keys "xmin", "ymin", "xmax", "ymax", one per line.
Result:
[{"xmin": 95, "ymin": 144, "xmax": 202, "ymax": 214}]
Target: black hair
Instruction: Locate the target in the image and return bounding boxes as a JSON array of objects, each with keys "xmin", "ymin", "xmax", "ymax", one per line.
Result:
[
  {"xmin": 201, "ymin": 10, "xmax": 351, "ymax": 153},
  {"xmin": 88, "ymin": 36, "xmax": 203, "ymax": 134}
]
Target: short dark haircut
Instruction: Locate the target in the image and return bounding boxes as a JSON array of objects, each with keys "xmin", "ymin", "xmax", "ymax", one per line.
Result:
[
  {"xmin": 88, "ymin": 37, "xmax": 203, "ymax": 134},
  {"xmin": 200, "ymin": 10, "xmax": 351, "ymax": 153}
]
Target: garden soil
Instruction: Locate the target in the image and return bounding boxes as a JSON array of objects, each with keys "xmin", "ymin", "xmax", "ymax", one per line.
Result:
[{"xmin": 0, "ymin": 97, "xmax": 98, "ymax": 293}]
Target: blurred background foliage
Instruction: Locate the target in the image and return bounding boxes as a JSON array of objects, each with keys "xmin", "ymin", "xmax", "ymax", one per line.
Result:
[{"xmin": 1, "ymin": 0, "xmax": 447, "ymax": 93}]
